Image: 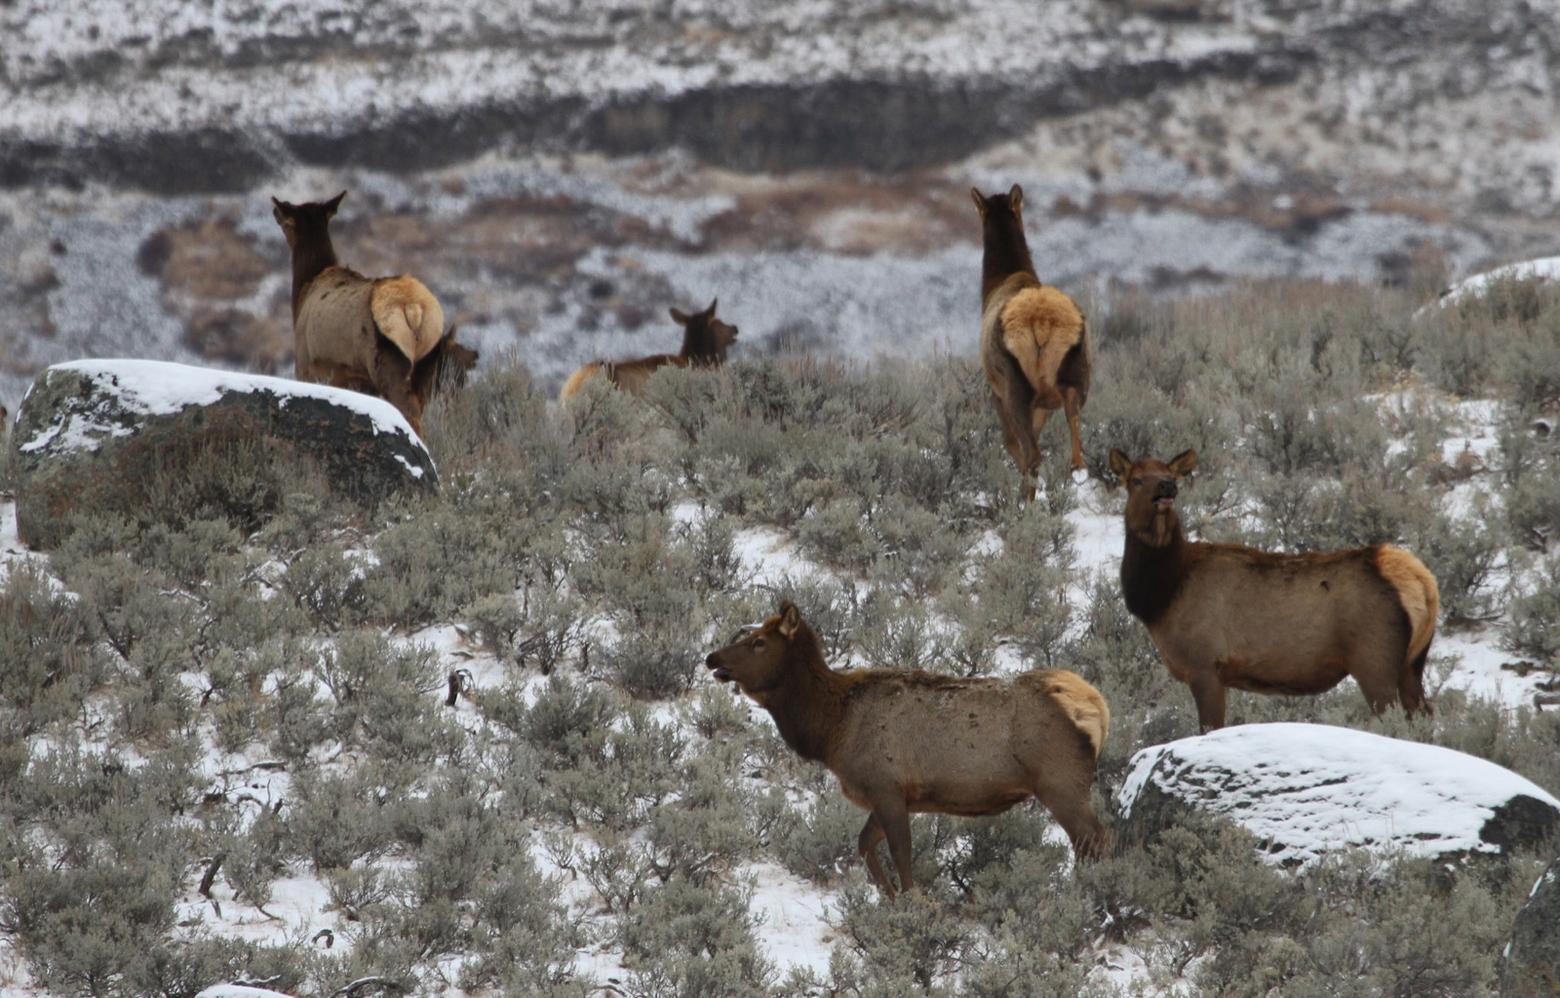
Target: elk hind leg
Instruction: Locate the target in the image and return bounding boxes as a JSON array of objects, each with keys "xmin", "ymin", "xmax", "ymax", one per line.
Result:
[
  {"xmin": 372, "ymin": 348, "xmax": 423, "ymax": 436},
  {"xmin": 1398, "ymin": 645, "xmax": 1433, "ymax": 717},
  {"xmin": 1033, "ymin": 774, "xmax": 1110, "ymax": 861},
  {"xmin": 857, "ymin": 813, "xmax": 893, "ymax": 897},
  {"xmin": 869, "ymin": 796, "xmax": 915, "ymax": 896},
  {"xmin": 1187, "ymin": 670, "xmax": 1228, "ymax": 732},
  {"xmin": 1348, "ymin": 638, "xmax": 1416, "ymax": 718},
  {"xmin": 995, "ymin": 360, "xmax": 1041, "ymax": 496},
  {"xmin": 1062, "ymin": 384, "xmax": 1086, "ymax": 472}
]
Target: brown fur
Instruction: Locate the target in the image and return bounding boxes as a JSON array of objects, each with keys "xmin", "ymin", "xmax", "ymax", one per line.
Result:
[
  {"xmin": 271, "ymin": 191, "xmax": 474, "ymax": 438},
  {"xmin": 1109, "ymin": 448, "xmax": 1439, "ymax": 731},
  {"xmin": 972, "ymin": 185, "xmax": 1091, "ymax": 498},
  {"xmin": 559, "ymin": 298, "xmax": 737, "ymax": 402},
  {"xmin": 706, "ymin": 603, "xmax": 1110, "ymax": 896}
]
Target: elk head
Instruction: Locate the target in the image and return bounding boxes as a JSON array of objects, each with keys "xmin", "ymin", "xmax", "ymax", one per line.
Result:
[
  {"xmin": 672, "ymin": 298, "xmax": 739, "ymax": 363},
  {"xmin": 705, "ymin": 602, "xmax": 804, "ymax": 702},
  {"xmin": 1109, "ymin": 448, "xmax": 1198, "ymax": 548},
  {"xmin": 271, "ymin": 190, "xmax": 346, "ymax": 250},
  {"xmin": 969, "ymin": 183, "xmax": 1023, "ymax": 225}
]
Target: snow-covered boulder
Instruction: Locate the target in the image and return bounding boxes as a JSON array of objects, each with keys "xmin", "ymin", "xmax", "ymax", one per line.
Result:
[
  {"xmin": 1427, "ymin": 255, "xmax": 1560, "ymax": 311},
  {"xmin": 9, "ymin": 359, "xmax": 437, "ymax": 548},
  {"xmin": 1503, "ymin": 859, "xmax": 1560, "ymax": 996},
  {"xmin": 1117, "ymin": 723, "xmax": 1560, "ymax": 868}
]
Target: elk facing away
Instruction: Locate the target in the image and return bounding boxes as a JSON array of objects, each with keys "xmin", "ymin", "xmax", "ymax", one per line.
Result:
[
  {"xmin": 1110, "ymin": 448, "xmax": 1440, "ymax": 732},
  {"xmin": 558, "ymin": 298, "xmax": 737, "ymax": 402},
  {"xmin": 706, "ymin": 602, "xmax": 1110, "ymax": 896},
  {"xmin": 272, "ymin": 191, "xmax": 471, "ymax": 437},
  {"xmin": 973, "ymin": 184, "xmax": 1091, "ymax": 498}
]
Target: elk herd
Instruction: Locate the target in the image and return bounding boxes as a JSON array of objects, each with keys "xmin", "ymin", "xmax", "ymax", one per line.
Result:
[{"xmin": 263, "ymin": 183, "xmax": 1439, "ymax": 895}]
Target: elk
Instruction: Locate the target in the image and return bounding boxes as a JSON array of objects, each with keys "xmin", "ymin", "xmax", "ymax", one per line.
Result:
[
  {"xmin": 705, "ymin": 602, "xmax": 1110, "ymax": 896},
  {"xmin": 271, "ymin": 191, "xmax": 470, "ymax": 437},
  {"xmin": 1110, "ymin": 448, "xmax": 1440, "ymax": 732},
  {"xmin": 559, "ymin": 298, "xmax": 737, "ymax": 402},
  {"xmin": 973, "ymin": 184, "xmax": 1091, "ymax": 498}
]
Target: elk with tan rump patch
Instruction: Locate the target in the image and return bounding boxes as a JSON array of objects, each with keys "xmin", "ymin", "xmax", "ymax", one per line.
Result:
[
  {"xmin": 1110, "ymin": 448, "xmax": 1440, "ymax": 732},
  {"xmin": 271, "ymin": 191, "xmax": 474, "ymax": 437},
  {"xmin": 559, "ymin": 298, "xmax": 737, "ymax": 402},
  {"xmin": 705, "ymin": 602, "xmax": 1110, "ymax": 896},
  {"xmin": 972, "ymin": 184, "xmax": 1091, "ymax": 498}
]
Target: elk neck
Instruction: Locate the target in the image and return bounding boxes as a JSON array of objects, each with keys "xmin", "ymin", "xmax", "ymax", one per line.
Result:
[
  {"xmin": 760, "ymin": 627, "xmax": 852, "ymax": 764},
  {"xmin": 289, "ymin": 230, "xmax": 340, "ymax": 323},
  {"xmin": 980, "ymin": 214, "xmax": 1037, "ymax": 304},
  {"xmin": 1120, "ymin": 517, "xmax": 1192, "ymax": 627}
]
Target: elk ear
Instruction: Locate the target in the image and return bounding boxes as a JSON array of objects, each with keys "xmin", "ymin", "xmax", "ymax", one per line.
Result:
[
  {"xmin": 1008, "ymin": 184, "xmax": 1023, "ymax": 213},
  {"xmin": 1167, "ymin": 449, "xmax": 1199, "ymax": 477},
  {"xmin": 669, "ymin": 307, "xmax": 690, "ymax": 325},
  {"xmin": 1108, "ymin": 448, "xmax": 1132, "ymax": 481},
  {"xmin": 271, "ymin": 197, "xmax": 292, "ymax": 224},
  {"xmin": 706, "ymin": 297, "xmax": 718, "ymax": 316},
  {"xmin": 324, "ymin": 190, "xmax": 346, "ymax": 218},
  {"xmin": 969, "ymin": 187, "xmax": 987, "ymax": 218},
  {"xmin": 777, "ymin": 602, "xmax": 801, "ymax": 639}
]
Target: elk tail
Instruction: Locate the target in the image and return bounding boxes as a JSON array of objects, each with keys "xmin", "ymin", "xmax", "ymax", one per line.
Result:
[
  {"xmin": 1041, "ymin": 670, "xmax": 1110, "ymax": 760},
  {"xmin": 1000, "ymin": 286, "xmax": 1085, "ymax": 405},
  {"xmin": 371, "ymin": 276, "xmax": 445, "ymax": 364},
  {"xmin": 1374, "ymin": 545, "xmax": 1440, "ymax": 671},
  {"xmin": 559, "ymin": 363, "xmax": 603, "ymax": 402}
]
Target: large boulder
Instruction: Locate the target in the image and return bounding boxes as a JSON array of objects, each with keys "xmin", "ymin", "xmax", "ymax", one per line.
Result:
[
  {"xmin": 1503, "ymin": 859, "xmax": 1560, "ymax": 996},
  {"xmin": 9, "ymin": 359, "xmax": 437, "ymax": 548},
  {"xmin": 1118, "ymin": 723, "xmax": 1560, "ymax": 869}
]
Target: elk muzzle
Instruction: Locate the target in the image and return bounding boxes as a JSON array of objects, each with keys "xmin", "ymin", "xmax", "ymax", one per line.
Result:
[{"xmin": 704, "ymin": 652, "xmax": 733, "ymax": 683}]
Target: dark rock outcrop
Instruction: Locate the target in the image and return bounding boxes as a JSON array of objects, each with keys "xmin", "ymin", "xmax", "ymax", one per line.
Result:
[
  {"xmin": 1503, "ymin": 859, "xmax": 1560, "ymax": 996},
  {"xmin": 9, "ymin": 359, "xmax": 436, "ymax": 548}
]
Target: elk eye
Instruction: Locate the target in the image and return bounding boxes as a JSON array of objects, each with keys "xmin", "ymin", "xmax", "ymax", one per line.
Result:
[
  {"xmin": 1131, "ymin": 477, "xmax": 1143, "ymax": 487},
  {"xmin": 752, "ymin": 638, "xmax": 766, "ymax": 651}
]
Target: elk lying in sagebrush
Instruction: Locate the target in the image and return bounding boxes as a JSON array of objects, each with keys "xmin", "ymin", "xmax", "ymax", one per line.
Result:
[
  {"xmin": 705, "ymin": 602, "xmax": 1110, "ymax": 896},
  {"xmin": 973, "ymin": 184, "xmax": 1091, "ymax": 498},
  {"xmin": 1110, "ymin": 448, "xmax": 1440, "ymax": 732},
  {"xmin": 559, "ymin": 298, "xmax": 737, "ymax": 402},
  {"xmin": 272, "ymin": 191, "xmax": 473, "ymax": 437}
]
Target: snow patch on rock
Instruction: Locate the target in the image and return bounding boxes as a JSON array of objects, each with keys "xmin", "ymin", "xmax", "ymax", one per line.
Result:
[{"xmin": 1119, "ymin": 723, "xmax": 1560, "ymax": 868}]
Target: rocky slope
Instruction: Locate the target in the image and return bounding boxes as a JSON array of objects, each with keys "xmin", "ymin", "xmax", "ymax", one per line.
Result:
[{"xmin": 2, "ymin": 0, "xmax": 1559, "ymax": 407}]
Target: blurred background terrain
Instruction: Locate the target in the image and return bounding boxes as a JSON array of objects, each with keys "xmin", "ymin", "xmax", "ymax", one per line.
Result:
[{"xmin": 3, "ymin": 0, "xmax": 1558, "ymax": 405}]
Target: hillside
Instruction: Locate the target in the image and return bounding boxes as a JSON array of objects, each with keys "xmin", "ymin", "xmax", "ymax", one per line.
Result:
[{"xmin": 1, "ymin": 275, "xmax": 1557, "ymax": 995}]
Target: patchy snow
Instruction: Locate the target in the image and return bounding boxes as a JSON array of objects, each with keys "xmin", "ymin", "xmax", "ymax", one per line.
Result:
[
  {"xmin": 22, "ymin": 359, "xmax": 417, "ymax": 454},
  {"xmin": 1431, "ymin": 629, "xmax": 1549, "ymax": 710},
  {"xmin": 175, "ymin": 866, "xmax": 340, "ymax": 953},
  {"xmin": 740, "ymin": 861, "xmax": 837, "ymax": 977},
  {"xmin": 1119, "ymin": 723, "xmax": 1560, "ymax": 868},
  {"xmin": 194, "ymin": 986, "xmax": 297, "ymax": 998},
  {"xmin": 732, "ymin": 524, "xmax": 834, "ymax": 587}
]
